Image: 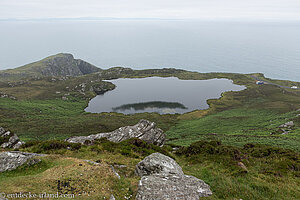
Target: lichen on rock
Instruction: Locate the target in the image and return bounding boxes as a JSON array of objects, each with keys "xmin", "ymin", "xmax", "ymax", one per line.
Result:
[{"xmin": 135, "ymin": 152, "xmax": 212, "ymax": 200}]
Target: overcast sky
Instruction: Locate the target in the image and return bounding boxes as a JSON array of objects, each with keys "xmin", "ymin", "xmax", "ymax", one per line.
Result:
[{"xmin": 1, "ymin": 0, "xmax": 300, "ymax": 21}]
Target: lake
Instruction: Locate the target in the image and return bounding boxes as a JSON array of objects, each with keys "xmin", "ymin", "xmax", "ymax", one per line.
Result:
[
  {"xmin": 0, "ymin": 20, "xmax": 300, "ymax": 81},
  {"xmin": 85, "ymin": 77, "xmax": 246, "ymax": 114}
]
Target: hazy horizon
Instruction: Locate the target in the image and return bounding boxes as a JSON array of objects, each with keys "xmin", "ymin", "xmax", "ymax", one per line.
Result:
[
  {"xmin": 1, "ymin": 20, "xmax": 299, "ymax": 82},
  {"xmin": 1, "ymin": 0, "xmax": 300, "ymax": 21}
]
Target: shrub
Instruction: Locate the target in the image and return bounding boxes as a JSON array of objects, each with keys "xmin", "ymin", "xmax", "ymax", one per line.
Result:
[
  {"xmin": 0, "ymin": 136, "xmax": 10, "ymax": 145},
  {"xmin": 30, "ymin": 140, "xmax": 81, "ymax": 153}
]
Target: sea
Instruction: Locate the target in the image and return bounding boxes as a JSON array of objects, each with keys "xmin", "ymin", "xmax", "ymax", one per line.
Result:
[{"xmin": 0, "ymin": 20, "xmax": 299, "ymax": 81}]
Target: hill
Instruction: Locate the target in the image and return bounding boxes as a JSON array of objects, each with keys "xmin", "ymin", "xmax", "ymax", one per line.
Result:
[{"xmin": 0, "ymin": 53, "xmax": 101, "ymax": 80}]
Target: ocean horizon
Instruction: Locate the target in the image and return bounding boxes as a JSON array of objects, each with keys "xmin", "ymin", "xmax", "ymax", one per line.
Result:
[{"xmin": 0, "ymin": 20, "xmax": 299, "ymax": 81}]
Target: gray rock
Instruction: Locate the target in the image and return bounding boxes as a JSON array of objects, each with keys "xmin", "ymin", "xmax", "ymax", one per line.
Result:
[
  {"xmin": 135, "ymin": 153, "xmax": 212, "ymax": 200},
  {"xmin": 84, "ymin": 160, "xmax": 100, "ymax": 165},
  {"xmin": 27, "ymin": 158, "xmax": 42, "ymax": 166},
  {"xmin": 111, "ymin": 165, "xmax": 121, "ymax": 179},
  {"xmin": 66, "ymin": 120, "xmax": 165, "ymax": 146},
  {"xmin": 278, "ymin": 121, "xmax": 294, "ymax": 128},
  {"xmin": 0, "ymin": 151, "xmax": 45, "ymax": 172},
  {"xmin": 110, "ymin": 194, "xmax": 116, "ymax": 200},
  {"xmin": 136, "ymin": 174, "xmax": 212, "ymax": 200},
  {"xmin": 0, "ymin": 127, "xmax": 25, "ymax": 149},
  {"xmin": 135, "ymin": 152, "xmax": 183, "ymax": 177}
]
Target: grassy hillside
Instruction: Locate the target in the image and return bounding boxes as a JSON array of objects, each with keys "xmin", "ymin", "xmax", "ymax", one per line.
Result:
[
  {"xmin": 167, "ymin": 108, "xmax": 300, "ymax": 152},
  {"xmin": 1, "ymin": 65, "xmax": 300, "ymax": 199}
]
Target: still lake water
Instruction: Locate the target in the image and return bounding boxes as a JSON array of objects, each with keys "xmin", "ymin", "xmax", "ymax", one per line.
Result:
[
  {"xmin": 85, "ymin": 77, "xmax": 246, "ymax": 114},
  {"xmin": 0, "ymin": 20, "xmax": 300, "ymax": 81}
]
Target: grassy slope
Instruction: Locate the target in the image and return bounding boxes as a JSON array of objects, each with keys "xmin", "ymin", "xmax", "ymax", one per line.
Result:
[
  {"xmin": 1, "ymin": 67, "xmax": 300, "ymax": 199},
  {"xmin": 167, "ymin": 108, "xmax": 300, "ymax": 151},
  {"xmin": 0, "ymin": 139, "xmax": 299, "ymax": 200}
]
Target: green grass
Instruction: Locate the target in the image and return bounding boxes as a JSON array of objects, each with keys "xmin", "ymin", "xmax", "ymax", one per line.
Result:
[
  {"xmin": 175, "ymin": 140, "xmax": 300, "ymax": 200},
  {"xmin": 166, "ymin": 108, "xmax": 300, "ymax": 152},
  {"xmin": 0, "ymin": 97, "xmax": 178, "ymax": 141},
  {"xmin": 1, "ymin": 139, "xmax": 300, "ymax": 200}
]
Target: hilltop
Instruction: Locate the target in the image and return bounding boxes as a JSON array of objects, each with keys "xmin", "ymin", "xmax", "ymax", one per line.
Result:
[{"xmin": 0, "ymin": 53, "xmax": 101, "ymax": 80}]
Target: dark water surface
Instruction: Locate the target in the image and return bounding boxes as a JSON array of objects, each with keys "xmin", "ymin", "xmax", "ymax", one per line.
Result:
[{"xmin": 85, "ymin": 77, "xmax": 246, "ymax": 114}]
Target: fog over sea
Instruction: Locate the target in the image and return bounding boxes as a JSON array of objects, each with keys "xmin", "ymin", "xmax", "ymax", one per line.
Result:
[{"xmin": 0, "ymin": 20, "xmax": 300, "ymax": 81}]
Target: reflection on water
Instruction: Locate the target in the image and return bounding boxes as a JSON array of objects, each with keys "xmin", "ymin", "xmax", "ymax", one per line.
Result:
[
  {"xmin": 85, "ymin": 77, "xmax": 246, "ymax": 114},
  {"xmin": 112, "ymin": 101, "xmax": 188, "ymax": 113}
]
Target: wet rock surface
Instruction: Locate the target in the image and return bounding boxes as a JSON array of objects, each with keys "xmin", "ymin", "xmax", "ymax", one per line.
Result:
[
  {"xmin": 0, "ymin": 151, "xmax": 45, "ymax": 172},
  {"xmin": 0, "ymin": 127, "xmax": 25, "ymax": 149},
  {"xmin": 135, "ymin": 153, "xmax": 212, "ymax": 200},
  {"xmin": 66, "ymin": 120, "xmax": 165, "ymax": 146}
]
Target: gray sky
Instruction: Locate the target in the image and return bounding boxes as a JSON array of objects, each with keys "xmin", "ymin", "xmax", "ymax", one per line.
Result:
[{"xmin": 1, "ymin": 0, "xmax": 300, "ymax": 20}]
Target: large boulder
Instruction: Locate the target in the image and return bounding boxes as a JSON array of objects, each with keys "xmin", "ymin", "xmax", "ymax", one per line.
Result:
[
  {"xmin": 0, "ymin": 151, "xmax": 45, "ymax": 172},
  {"xmin": 0, "ymin": 127, "xmax": 25, "ymax": 149},
  {"xmin": 135, "ymin": 152, "xmax": 183, "ymax": 176},
  {"xmin": 66, "ymin": 120, "xmax": 165, "ymax": 146},
  {"xmin": 136, "ymin": 174, "xmax": 212, "ymax": 200},
  {"xmin": 135, "ymin": 153, "xmax": 212, "ymax": 200}
]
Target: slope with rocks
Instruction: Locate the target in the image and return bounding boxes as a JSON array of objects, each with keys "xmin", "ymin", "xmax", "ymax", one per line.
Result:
[{"xmin": 0, "ymin": 53, "xmax": 101, "ymax": 80}]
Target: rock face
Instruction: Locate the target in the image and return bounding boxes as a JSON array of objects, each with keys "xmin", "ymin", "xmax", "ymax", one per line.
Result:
[
  {"xmin": 66, "ymin": 120, "xmax": 165, "ymax": 146},
  {"xmin": 0, "ymin": 151, "xmax": 45, "ymax": 172},
  {"xmin": 39, "ymin": 54, "xmax": 101, "ymax": 77},
  {"xmin": 135, "ymin": 153, "xmax": 212, "ymax": 200},
  {"xmin": 0, "ymin": 127, "xmax": 25, "ymax": 149},
  {"xmin": 0, "ymin": 53, "xmax": 101, "ymax": 79}
]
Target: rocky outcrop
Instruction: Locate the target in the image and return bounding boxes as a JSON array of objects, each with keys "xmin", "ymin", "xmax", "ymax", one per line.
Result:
[
  {"xmin": 135, "ymin": 153, "xmax": 212, "ymax": 200},
  {"xmin": 91, "ymin": 81, "xmax": 116, "ymax": 95},
  {"xmin": 0, "ymin": 127, "xmax": 25, "ymax": 149},
  {"xmin": 66, "ymin": 120, "xmax": 165, "ymax": 146},
  {"xmin": 278, "ymin": 121, "xmax": 294, "ymax": 135},
  {"xmin": 0, "ymin": 151, "xmax": 45, "ymax": 172},
  {"xmin": 278, "ymin": 121, "xmax": 294, "ymax": 128},
  {"xmin": 40, "ymin": 54, "xmax": 101, "ymax": 77},
  {"xmin": 0, "ymin": 53, "xmax": 101, "ymax": 80}
]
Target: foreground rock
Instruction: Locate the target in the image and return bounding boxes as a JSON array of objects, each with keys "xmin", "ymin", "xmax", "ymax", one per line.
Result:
[
  {"xmin": 135, "ymin": 152, "xmax": 183, "ymax": 176},
  {"xmin": 0, "ymin": 151, "xmax": 45, "ymax": 172},
  {"xmin": 0, "ymin": 127, "xmax": 25, "ymax": 149},
  {"xmin": 66, "ymin": 120, "xmax": 165, "ymax": 146},
  {"xmin": 135, "ymin": 153, "xmax": 212, "ymax": 200}
]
